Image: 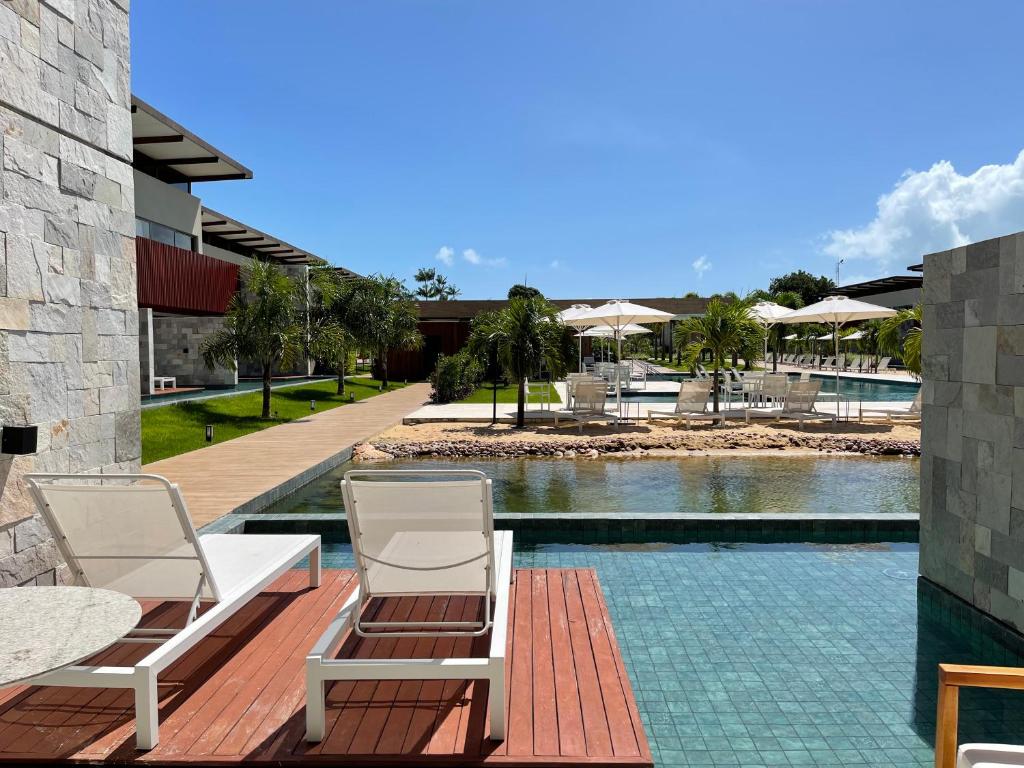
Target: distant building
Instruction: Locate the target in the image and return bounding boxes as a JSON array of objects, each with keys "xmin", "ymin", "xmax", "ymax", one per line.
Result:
[
  {"xmin": 390, "ymin": 297, "xmax": 710, "ymax": 381},
  {"xmin": 831, "ymin": 264, "xmax": 922, "ymax": 309}
]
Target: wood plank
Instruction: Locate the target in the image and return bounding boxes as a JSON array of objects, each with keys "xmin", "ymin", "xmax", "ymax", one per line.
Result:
[
  {"xmin": 507, "ymin": 569, "xmax": 534, "ymax": 756},
  {"xmin": 563, "ymin": 570, "xmax": 613, "ymax": 757},
  {"xmin": 532, "ymin": 570, "xmax": 559, "ymax": 756},
  {"xmin": 549, "ymin": 569, "xmax": 586, "ymax": 757}
]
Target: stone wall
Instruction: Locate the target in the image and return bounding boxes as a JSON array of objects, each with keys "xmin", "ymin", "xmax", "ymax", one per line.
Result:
[
  {"xmin": 0, "ymin": 0, "xmax": 137, "ymax": 586},
  {"xmin": 151, "ymin": 314, "xmax": 237, "ymax": 387},
  {"xmin": 920, "ymin": 232, "xmax": 1024, "ymax": 631}
]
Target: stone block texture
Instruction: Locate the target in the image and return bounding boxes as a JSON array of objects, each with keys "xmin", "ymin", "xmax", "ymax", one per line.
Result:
[
  {"xmin": 921, "ymin": 232, "xmax": 1024, "ymax": 630},
  {"xmin": 151, "ymin": 314, "xmax": 237, "ymax": 386},
  {"xmin": 0, "ymin": 0, "xmax": 136, "ymax": 586}
]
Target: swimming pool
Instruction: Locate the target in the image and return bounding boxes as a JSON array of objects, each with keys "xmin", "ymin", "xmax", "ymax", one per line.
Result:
[
  {"xmin": 638, "ymin": 374, "xmax": 920, "ymax": 402},
  {"xmin": 265, "ymin": 455, "xmax": 919, "ymax": 517},
  {"xmin": 312, "ymin": 542, "xmax": 1024, "ymax": 767},
  {"xmin": 141, "ymin": 375, "xmax": 333, "ymax": 407}
]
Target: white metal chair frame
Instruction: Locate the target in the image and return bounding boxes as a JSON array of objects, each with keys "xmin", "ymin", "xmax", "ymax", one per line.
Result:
[
  {"xmin": 21, "ymin": 473, "xmax": 321, "ymax": 750},
  {"xmin": 306, "ymin": 469, "xmax": 513, "ymax": 743},
  {"xmin": 647, "ymin": 380, "xmax": 723, "ymax": 428}
]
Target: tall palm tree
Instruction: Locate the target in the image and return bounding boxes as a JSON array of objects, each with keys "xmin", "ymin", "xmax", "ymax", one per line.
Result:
[
  {"xmin": 306, "ymin": 267, "xmax": 355, "ymax": 394},
  {"xmin": 201, "ymin": 260, "xmax": 304, "ymax": 419},
  {"xmin": 345, "ymin": 275, "xmax": 423, "ymax": 388},
  {"xmin": 468, "ymin": 296, "xmax": 569, "ymax": 427},
  {"xmin": 674, "ymin": 297, "xmax": 764, "ymax": 412},
  {"xmin": 879, "ymin": 304, "xmax": 922, "ymax": 377}
]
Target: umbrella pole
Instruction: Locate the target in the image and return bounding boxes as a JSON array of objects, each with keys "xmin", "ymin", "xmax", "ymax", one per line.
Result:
[
  {"xmin": 835, "ymin": 321, "xmax": 841, "ymax": 421},
  {"xmin": 616, "ymin": 330, "xmax": 622, "ymax": 414}
]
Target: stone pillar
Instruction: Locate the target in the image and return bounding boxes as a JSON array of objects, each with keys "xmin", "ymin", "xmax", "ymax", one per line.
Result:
[
  {"xmin": 151, "ymin": 314, "xmax": 238, "ymax": 387},
  {"xmin": 0, "ymin": 0, "xmax": 137, "ymax": 586},
  {"xmin": 139, "ymin": 307, "xmax": 154, "ymax": 395},
  {"xmin": 920, "ymin": 233, "xmax": 1024, "ymax": 630}
]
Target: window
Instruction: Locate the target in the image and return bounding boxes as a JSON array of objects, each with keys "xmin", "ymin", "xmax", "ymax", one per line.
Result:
[{"xmin": 135, "ymin": 217, "xmax": 195, "ymax": 251}]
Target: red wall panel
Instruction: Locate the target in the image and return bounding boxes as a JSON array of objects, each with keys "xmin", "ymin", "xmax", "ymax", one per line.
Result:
[{"xmin": 136, "ymin": 237, "xmax": 239, "ymax": 315}]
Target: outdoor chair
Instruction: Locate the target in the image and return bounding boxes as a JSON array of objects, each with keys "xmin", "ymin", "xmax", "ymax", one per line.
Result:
[
  {"xmin": 524, "ymin": 377, "xmax": 551, "ymax": 410},
  {"xmin": 306, "ymin": 469, "xmax": 513, "ymax": 743},
  {"xmin": 647, "ymin": 380, "xmax": 723, "ymax": 428},
  {"xmin": 935, "ymin": 663, "xmax": 1024, "ymax": 767},
  {"xmin": 858, "ymin": 390, "xmax": 922, "ymax": 423},
  {"xmin": 21, "ymin": 473, "xmax": 322, "ymax": 750},
  {"xmin": 759, "ymin": 373, "xmax": 789, "ymax": 407},
  {"xmin": 553, "ymin": 379, "xmax": 620, "ymax": 432},
  {"xmin": 744, "ymin": 379, "xmax": 836, "ymax": 430},
  {"xmin": 874, "ymin": 356, "xmax": 892, "ymax": 373}
]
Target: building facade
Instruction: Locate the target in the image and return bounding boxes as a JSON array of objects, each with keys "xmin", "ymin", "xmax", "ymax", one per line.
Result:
[{"xmin": 0, "ymin": 0, "xmax": 137, "ymax": 586}]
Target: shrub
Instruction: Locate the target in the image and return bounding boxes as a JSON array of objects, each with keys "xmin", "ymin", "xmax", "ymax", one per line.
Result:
[{"xmin": 429, "ymin": 351, "xmax": 484, "ymax": 403}]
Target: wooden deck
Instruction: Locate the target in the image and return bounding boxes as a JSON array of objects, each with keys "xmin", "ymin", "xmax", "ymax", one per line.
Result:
[
  {"xmin": 0, "ymin": 568, "xmax": 651, "ymax": 767},
  {"xmin": 143, "ymin": 383, "xmax": 430, "ymax": 527}
]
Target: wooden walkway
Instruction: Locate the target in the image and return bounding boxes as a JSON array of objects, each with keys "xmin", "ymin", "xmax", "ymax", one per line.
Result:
[
  {"xmin": 0, "ymin": 568, "xmax": 651, "ymax": 767},
  {"xmin": 143, "ymin": 383, "xmax": 430, "ymax": 527}
]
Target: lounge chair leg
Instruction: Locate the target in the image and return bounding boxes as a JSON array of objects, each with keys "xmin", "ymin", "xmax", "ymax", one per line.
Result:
[
  {"xmin": 134, "ymin": 668, "xmax": 159, "ymax": 750},
  {"xmin": 305, "ymin": 662, "xmax": 326, "ymax": 743},
  {"xmin": 309, "ymin": 545, "xmax": 321, "ymax": 588},
  {"xmin": 487, "ymin": 662, "xmax": 506, "ymax": 741}
]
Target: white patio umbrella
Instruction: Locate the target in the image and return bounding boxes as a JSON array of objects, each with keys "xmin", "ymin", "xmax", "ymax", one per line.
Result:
[
  {"xmin": 749, "ymin": 301, "xmax": 793, "ymax": 371},
  {"xmin": 557, "ymin": 304, "xmax": 595, "ymax": 372},
  {"xmin": 580, "ymin": 323, "xmax": 652, "ymax": 337},
  {"xmin": 782, "ymin": 333, "xmax": 798, "ymax": 340},
  {"xmin": 574, "ymin": 300, "xmax": 675, "ymax": 411},
  {"xmin": 777, "ymin": 296, "xmax": 896, "ymax": 411}
]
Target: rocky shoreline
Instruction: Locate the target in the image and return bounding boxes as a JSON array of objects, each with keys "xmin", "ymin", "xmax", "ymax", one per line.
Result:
[{"xmin": 362, "ymin": 432, "xmax": 920, "ymax": 460}]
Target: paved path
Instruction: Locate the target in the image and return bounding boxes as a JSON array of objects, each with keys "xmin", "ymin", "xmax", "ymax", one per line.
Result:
[{"xmin": 144, "ymin": 383, "xmax": 430, "ymax": 527}]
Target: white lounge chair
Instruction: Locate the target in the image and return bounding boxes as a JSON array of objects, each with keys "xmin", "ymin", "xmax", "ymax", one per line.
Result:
[
  {"xmin": 647, "ymin": 380, "xmax": 723, "ymax": 428},
  {"xmin": 553, "ymin": 379, "xmax": 620, "ymax": 432},
  {"xmin": 744, "ymin": 380, "xmax": 836, "ymax": 430},
  {"xmin": 22, "ymin": 473, "xmax": 321, "ymax": 750},
  {"xmin": 874, "ymin": 356, "xmax": 892, "ymax": 373},
  {"xmin": 936, "ymin": 663, "xmax": 1024, "ymax": 767},
  {"xmin": 858, "ymin": 390, "xmax": 921, "ymax": 423},
  {"xmin": 306, "ymin": 469, "xmax": 513, "ymax": 742}
]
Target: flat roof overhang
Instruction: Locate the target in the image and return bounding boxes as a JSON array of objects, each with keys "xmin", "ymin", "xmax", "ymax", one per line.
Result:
[
  {"xmin": 131, "ymin": 96, "xmax": 254, "ymax": 183},
  {"xmin": 833, "ymin": 274, "xmax": 923, "ymax": 299},
  {"xmin": 201, "ymin": 207, "xmax": 359, "ymax": 277}
]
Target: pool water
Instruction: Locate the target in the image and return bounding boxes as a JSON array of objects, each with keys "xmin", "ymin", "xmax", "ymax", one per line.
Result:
[
  {"xmin": 640, "ymin": 374, "xmax": 920, "ymax": 402},
  {"xmin": 266, "ymin": 455, "xmax": 920, "ymax": 517},
  {"xmin": 314, "ymin": 543, "xmax": 1024, "ymax": 767},
  {"xmin": 140, "ymin": 376, "xmax": 333, "ymax": 407}
]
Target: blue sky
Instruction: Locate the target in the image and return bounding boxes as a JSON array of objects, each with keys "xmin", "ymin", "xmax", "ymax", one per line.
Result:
[{"xmin": 131, "ymin": 1, "xmax": 1024, "ymax": 299}]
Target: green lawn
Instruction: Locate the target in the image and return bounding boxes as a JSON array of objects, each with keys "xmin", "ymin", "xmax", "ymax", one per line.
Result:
[
  {"xmin": 645, "ymin": 357, "xmax": 690, "ymax": 372},
  {"xmin": 142, "ymin": 378, "xmax": 404, "ymax": 464},
  {"xmin": 456, "ymin": 383, "xmax": 562, "ymax": 404}
]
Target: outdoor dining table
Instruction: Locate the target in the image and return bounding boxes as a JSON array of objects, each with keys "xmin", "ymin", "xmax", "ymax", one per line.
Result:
[{"xmin": 0, "ymin": 586, "xmax": 142, "ymax": 687}]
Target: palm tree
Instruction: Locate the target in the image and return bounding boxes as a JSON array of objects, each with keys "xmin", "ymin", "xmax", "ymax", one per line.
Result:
[
  {"xmin": 345, "ymin": 275, "xmax": 423, "ymax": 388},
  {"xmin": 674, "ymin": 297, "xmax": 764, "ymax": 412},
  {"xmin": 201, "ymin": 260, "xmax": 304, "ymax": 419},
  {"xmin": 879, "ymin": 304, "xmax": 922, "ymax": 377},
  {"xmin": 468, "ymin": 296, "xmax": 569, "ymax": 427},
  {"xmin": 306, "ymin": 268, "xmax": 355, "ymax": 394}
]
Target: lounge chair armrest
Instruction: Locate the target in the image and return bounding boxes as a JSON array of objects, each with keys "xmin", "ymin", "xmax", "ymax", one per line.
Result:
[{"xmin": 939, "ymin": 662, "xmax": 1024, "ymax": 690}]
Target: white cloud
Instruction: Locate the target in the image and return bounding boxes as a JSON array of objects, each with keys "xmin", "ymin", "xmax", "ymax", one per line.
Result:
[
  {"xmin": 434, "ymin": 245, "xmax": 454, "ymax": 265},
  {"xmin": 825, "ymin": 150, "xmax": 1024, "ymax": 270},
  {"xmin": 462, "ymin": 248, "xmax": 506, "ymax": 267},
  {"xmin": 692, "ymin": 255, "xmax": 711, "ymax": 277},
  {"xmin": 550, "ymin": 259, "xmax": 561, "ymax": 269}
]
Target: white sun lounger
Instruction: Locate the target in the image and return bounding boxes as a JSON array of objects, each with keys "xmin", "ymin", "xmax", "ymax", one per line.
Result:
[
  {"xmin": 306, "ymin": 469, "xmax": 513, "ymax": 743},
  {"xmin": 21, "ymin": 473, "xmax": 321, "ymax": 750},
  {"xmin": 744, "ymin": 380, "xmax": 836, "ymax": 430},
  {"xmin": 858, "ymin": 390, "xmax": 922, "ymax": 423},
  {"xmin": 553, "ymin": 379, "xmax": 620, "ymax": 432},
  {"xmin": 647, "ymin": 380, "xmax": 722, "ymax": 428}
]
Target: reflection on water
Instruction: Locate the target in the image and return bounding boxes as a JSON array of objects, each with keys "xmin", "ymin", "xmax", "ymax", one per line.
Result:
[{"xmin": 266, "ymin": 455, "xmax": 920, "ymax": 517}]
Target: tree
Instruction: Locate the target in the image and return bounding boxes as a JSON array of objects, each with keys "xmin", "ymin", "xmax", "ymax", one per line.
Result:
[
  {"xmin": 769, "ymin": 270, "xmax": 836, "ymax": 306},
  {"xmin": 345, "ymin": 275, "xmax": 423, "ymax": 388},
  {"xmin": 507, "ymin": 284, "xmax": 542, "ymax": 300},
  {"xmin": 674, "ymin": 297, "xmax": 764, "ymax": 412},
  {"xmin": 306, "ymin": 268, "xmax": 355, "ymax": 394},
  {"xmin": 413, "ymin": 267, "xmax": 460, "ymax": 301},
  {"xmin": 201, "ymin": 260, "xmax": 304, "ymax": 419},
  {"xmin": 879, "ymin": 304, "xmax": 922, "ymax": 377},
  {"xmin": 468, "ymin": 296, "xmax": 569, "ymax": 427},
  {"xmin": 683, "ymin": 291, "xmax": 701, "ymax": 299}
]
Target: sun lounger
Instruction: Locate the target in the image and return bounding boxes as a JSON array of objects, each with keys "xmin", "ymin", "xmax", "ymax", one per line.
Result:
[
  {"xmin": 935, "ymin": 663, "xmax": 1024, "ymax": 768},
  {"xmin": 647, "ymin": 380, "xmax": 723, "ymax": 428},
  {"xmin": 553, "ymin": 379, "xmax": 620, "ymax": 432},
  {"xmin": 744, "ymin": 380, "xmax": 836, "ymax": 430},
  {"xmin": 858, "ymin": 391, "xmax": 921, "ymax": 423},
  {"xmin": 874, "ymin": 356, "xmax": 892, "ymax": 373},
  {"xmin": 22, "ymin": 473, "xmax": 321, "ymax": 750},
  {"xmin": 306, "ymin": 469, "xmax": 513, "ymax": 742}
]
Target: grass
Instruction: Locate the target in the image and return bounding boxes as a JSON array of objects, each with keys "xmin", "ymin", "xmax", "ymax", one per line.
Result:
[
  {"xmin": 141, "ymin": 377, "xmax": 405, "ymax": 464},
  {"xmin": 457, "ymin": 383, "xmax": 562, "ymax": 404}
]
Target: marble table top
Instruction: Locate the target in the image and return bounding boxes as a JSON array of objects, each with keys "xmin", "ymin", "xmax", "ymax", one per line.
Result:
[{"xmin": 0, "ymin": 586, "xmax": 142, "ymax": 687}]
